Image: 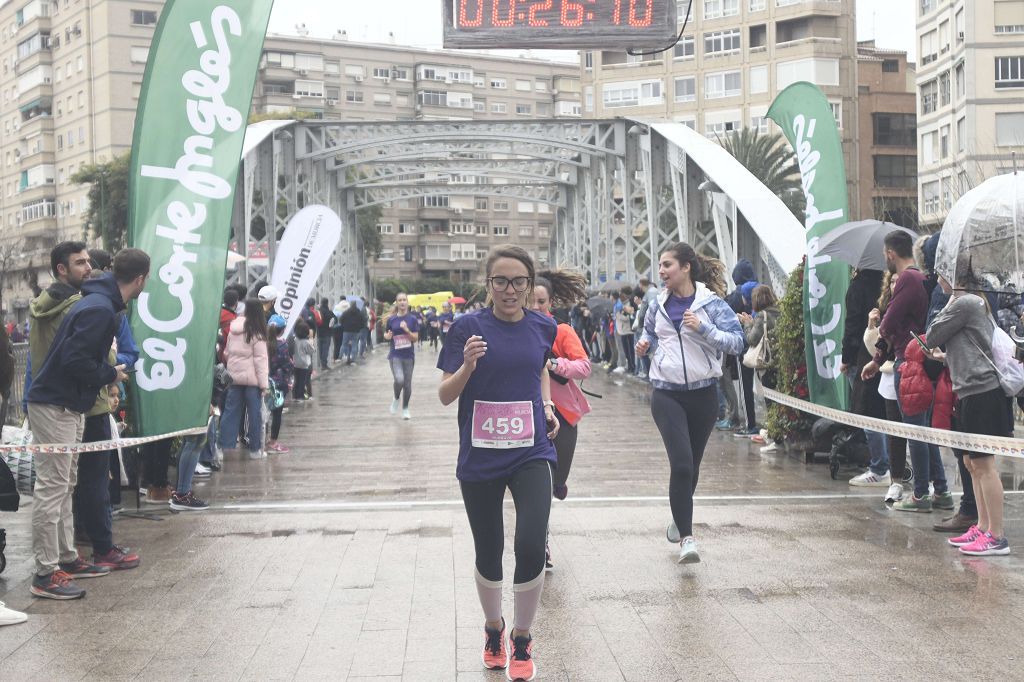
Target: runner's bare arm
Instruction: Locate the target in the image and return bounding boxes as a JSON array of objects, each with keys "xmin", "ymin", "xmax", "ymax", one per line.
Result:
[
  {"xmin": 439, "ymin": 335, "xmax": 486, "ymax": 405},
  {"xmin": 541, "ymin": 368, "xmax": 559, "ymax": 439}
]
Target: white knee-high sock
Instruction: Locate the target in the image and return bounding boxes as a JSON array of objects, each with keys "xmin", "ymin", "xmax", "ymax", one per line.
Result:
[
  {"xmin": 512, "ymin": 571, "xmax": 545, "ymax": 632},
  {"xmin": 475, "ymin": 568, "xmax": 503, "ymax": 623}
]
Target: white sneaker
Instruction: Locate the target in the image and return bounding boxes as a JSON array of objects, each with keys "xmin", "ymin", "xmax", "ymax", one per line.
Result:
[
  {"xmin": 0, "ymin": 602, "xmax": 27, "ymax": 626},
  {"xmin": 248, "ymin": 449, "xmax": 266, "ymax": 460},
  {"xmin": 759, "ymin": 442, "xmax": 779, "ymax": 454},
  {"xmin": 612, "ymin": 366, "xmax": 626, "ymax": 374},
  {"xmin": 402, "ymin": 408, "xmax": 411, "ymax": 420},
  {"xmin": 849, "ymin": 470, "xmax": 891, "ymax": 487},
  {"xmin": 194, "ymin": 463, "xmax": 211, "ymax": 477},
  {"xmin": 678, "ymin": 536, "xmax": 701, "ymax": 564},
  {"xmin": 666, "ymin": 521, "xmax": 681, "ymax": 543},
  {"xmin": 390, "ymin": 399, "xmax": 400, "ymax": 415},
  {"xmin": 884, "ymin": 482, "xmax": 904, "ymax": 505}
]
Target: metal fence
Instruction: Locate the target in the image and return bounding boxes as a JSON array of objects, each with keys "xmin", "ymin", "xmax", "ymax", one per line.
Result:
[{"xmin": 5, "ymin": 342, "xmax": 27, "ymax": 426}]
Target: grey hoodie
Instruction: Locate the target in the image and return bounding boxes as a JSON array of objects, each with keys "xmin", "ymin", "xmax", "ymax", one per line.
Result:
[{"xmin": 925, "ymin": 294, "xmax": 1000, "ymax": 398}]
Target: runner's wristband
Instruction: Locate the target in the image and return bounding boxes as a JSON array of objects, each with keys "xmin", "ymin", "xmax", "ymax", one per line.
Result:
[{"xmin": 543, "ymin": 400, "xmax": 555, "ymax": 409}]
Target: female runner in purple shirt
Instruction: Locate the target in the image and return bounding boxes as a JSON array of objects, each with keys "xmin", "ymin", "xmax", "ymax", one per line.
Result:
[{"xmin": 438, "ymin": 246, "xmax": 559, "ymax": 682}]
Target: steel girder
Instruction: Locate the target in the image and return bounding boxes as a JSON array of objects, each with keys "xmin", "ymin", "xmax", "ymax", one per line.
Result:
[{"xmin": 353, "ymin": 183, "xmax": 565, "ymax": 211}]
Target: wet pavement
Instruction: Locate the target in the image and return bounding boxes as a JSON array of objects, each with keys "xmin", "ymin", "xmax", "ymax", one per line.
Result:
[{"xmin": 2, "ymin": 345, "xmax": 1024, "ymax": 680}]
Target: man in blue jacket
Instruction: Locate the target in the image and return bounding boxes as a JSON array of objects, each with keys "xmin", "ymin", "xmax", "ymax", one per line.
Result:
[{"xmin": 27, "ymin": 248, "xmax": 149, "ymax": 600}]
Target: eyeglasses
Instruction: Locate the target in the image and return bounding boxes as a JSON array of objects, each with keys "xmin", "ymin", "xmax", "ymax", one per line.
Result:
[{"xmin": 488, "ymin": 276, "xmax": 532, "ymax": 293}]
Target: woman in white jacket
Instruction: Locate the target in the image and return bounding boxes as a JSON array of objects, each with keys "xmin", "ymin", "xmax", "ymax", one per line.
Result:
[{"xmin": 636, "ymin": 242, "xmax": 744, "ymax": 564}]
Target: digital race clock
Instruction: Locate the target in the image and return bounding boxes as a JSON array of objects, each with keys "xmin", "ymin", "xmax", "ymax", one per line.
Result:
[{"xmin": 442, "ymin": 0, "xmax": 678, "ymax": 49}]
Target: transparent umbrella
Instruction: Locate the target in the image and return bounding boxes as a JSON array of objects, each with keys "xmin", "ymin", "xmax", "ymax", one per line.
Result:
[{"xmin": 935, "ymin": 172, "xmax": 1024, "ymax": 293}]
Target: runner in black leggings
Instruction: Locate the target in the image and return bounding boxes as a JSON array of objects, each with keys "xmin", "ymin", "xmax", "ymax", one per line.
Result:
[
  {"xmin": 529, "ymin": 269, "xmax": 591, "ymax": 571},
  {"xmin": 438, "ymin": 245, "xmax": 559, "ymax": 682},
  {"xmin": 636, "ymin": 242, "xmax": 744, "ymax": 564}
]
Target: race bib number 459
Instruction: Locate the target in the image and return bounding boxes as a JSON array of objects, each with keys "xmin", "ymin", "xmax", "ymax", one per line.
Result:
[{"xmin": 472, "ymin": 400, "xmax": 535, "ymax": 449}]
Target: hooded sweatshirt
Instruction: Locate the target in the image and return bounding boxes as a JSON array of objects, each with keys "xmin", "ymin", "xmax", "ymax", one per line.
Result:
[
  {"xmin": 28, "ymin": 281, "xmax": 81, "ymax": 382},
  {"xmin": 726, "ymin": 259, "xmax": 756, "ymax": 314},
  {"xmin": 27, "ymin": 274, "xmax": 122, "ymax": 413}
]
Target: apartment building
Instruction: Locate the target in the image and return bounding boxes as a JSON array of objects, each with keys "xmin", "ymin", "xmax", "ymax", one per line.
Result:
[
  {"xmin": 0, "ymin": 0, "xmax": 158, "ymax": 319},
  {"xmin": 856, "ymin": 41, "xmax": 918, "ymax": 228},
  {"xmin": 581, "ymin": 0, "xmax": 860, "ymax": 215},
  {"xmin": 916, "ymin": 0, "xmax": 1024, "ymax": 229},
  {"xmin": 256, "ymin": 32, "xmax": 583, "ymax": 282}
]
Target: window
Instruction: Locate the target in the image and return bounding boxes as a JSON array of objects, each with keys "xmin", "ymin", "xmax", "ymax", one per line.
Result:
[
  {"xmin": 535, "ymin": 80, "xmax": 548, "ymax": 93},
  {"xmin": 493, "ymin": 224, "xmax": 509, "ymax": 236},
  {"xmin": 345, "ymin": 90, "xmax": 364, "ymax": 103},
  {"xmin": 749, "ymin": 65, "xmax": 768, "ymax": 94},
  {"xmin": 417, "ymin": 89, "xmax": 445, "ymax": 106},
  {"xmin": 491, "ymin": 102, "xmax": 507, "ymax": 113},
  {"xmin": 377, "ymin": 223, "xmax": 393, "ymax": 234},
  {"xmin": 920, "ymin": 79, "xmax": 938, "ymax": 114},
  {"xmin": 940, "ymin": 124, "xmax": 950, "ymax": 158},
  {"xmin": 749, "ymin": 0, "xmax": 766, "ymax": 10},
  {"xmin": 957, "ymin": 116, "xmax": 966, "ymax": 152},
  {"xmin": 519, "ymin": 225, "xmax": 534, "ymax": 237},
  {"xmin": 490, "ymin": 78, "xmax": 506, "ymax": 89},
  {"xmin": 130, "ymin": 9, "xmax": 158, "ymax": 26},
  {"xmin": 921, "ymin": 0, "xmax": 936, "ymax": 14},
  {"xmin": 996, "ymin": 112, "xmax": 1024, "ymax": 146},
  {"xmin": 425, "ymin": 245, "xmax": 450, "ymax": 260},
  {"xmin": 493, "ymin": 200, "xmax": 509, "ymax": 211},
  {"xmin": 403, "ymin": 247, "xmax": 414, "ymax": 262},
  {"xmin": 374, "ymin": 93, "xmax": 391, "ymax": 105},
  {"xmin": 515, "ymin": 79, "xmax": 531, "ymax": 92},
  {"xmin": 921, "ymin": 130, "xmax": 938, "ymax": 166},
  {"xmin": 515, "ymin": 103, "xmax": 532, "ymax": 115},
  {"xmin": 129, "ymin": 46, "xmax": 148, "ymax": 63},
  {"xmin": 955, "ymin": 62, "xmax": 965, "ymax": 99},
  {"xmin": 451, "ymin": 223, "xmax": 475, "ymax": 235},
  {"xmin": 704, "ymin": 29, "xmax": 740, "ymax": 55},
  {"xmin": 344, "ymin": 65, "xmax": 365, "ymax": 78},
  {"xmin": 705, "ymin": 117, "xmax": 740, "ymax": 138},
  {"xmin": 995, "ymin": 56, "xmax": 1024, "ymax": 88},
  {"xmin": 995, "ymin": 1, "xmax": 1024, "ymax": 33},
  {"xmin": 447, "ymin": 92, "xmax": 472, "ymax": 108},
  {"xmin": 942, "ymin": 177, "xmax": 954, "ymax": 210},
  {"xmin": 873, "ymin": 113, "xmax": 916, "ymax": 146},
  {"xmin": 585, "ymin": 86, "xmax": 594, "ymax": 112},
  {"xmin": 939, "ymin": 71, "xmax": 950, "ymax": 106},
  {"xmin": 777, "ymin": 58, "xmax": 839, "ymax": 89},
  {"xmin": 21, "ymin": 198, "xmax": 56, "ymax": 223},
  {"xmin": 674, "ymin": 76, "xmax": 696, "ymax": 102},
  {"xmin": 704, "ymin": 70, "xmax": 741, "ymax": 99},
  {"xmin": 920, "ymin": 29, "xmax": 937, "ymax": 64},
  {"xmin": 703, "ymin": 0, "xmax": 738, "ymax": 20},
  {"xmin": 422, "ymin": 195, "xmax": 450, "ymax": 208},
  {"xmin": 922, "ymin": 180, "xmax": 940, "ymax": 214},
  {"xmin": 294, "ymin": 54, "xmax": 323, "ymax": 72},
  {"xmin": 377, "ymin": 250, "xmax": 395, "ymax": 261},
  {"xmin": 882, "ymin": 60, "xmax": 899, "ymax": 73},
  {"xmin": 955, "ymin": 8, "xmax": 965, "ymax": 40},
  {"xmin": 584, "ymin": 52, "xmax": 593, "ymax": 69},
  {"xmin": 372, "ymin": 67, "xmax": 390, "ymax": 79},
  {"xmin": 78, "ymin": 126, "xmax": 84, "ymax": 143},
  {"xmin": 474, "ymin": 99, "xmax": 485, "ymax": 112},
  {"xmin": 673, "ymin": 36, "xmax": 695, "ymax": 59},
  {"xmin": 475, "ymin": 198, "xmax": 488, "ymax": 210},
  {"xmin": 398, "ymin": 223, "xmax": 416, "ymax": 234},
  {"xmin": 295, "ymin": 80, "xmax": 324, "ymax": 97},
  {"xmin": 325, "ymin": 60, "xmax": 340, "ymax": 74},
  {"xmin": 77, "ymin": 55, "xmax": 83, "ymax": 72},
  {"xmin": 750, "ymin": 115, "xmax": 769, "ymax": 134},
  {"xmin": 602, "ymin": 80, "xmax": 663, "ymax": 107}
]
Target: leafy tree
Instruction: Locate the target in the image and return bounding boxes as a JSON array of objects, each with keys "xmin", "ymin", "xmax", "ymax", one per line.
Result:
[
  {"xmin": 71, "ymin": 153, "xmax": 131, "ymax": 251},
  {"xmin": 359, "ymin": 204, "xmax": 384, "ymax": 260},
  {"xmin": 720, "ymin": 127, "xmax": 806, "ymax": 221}
]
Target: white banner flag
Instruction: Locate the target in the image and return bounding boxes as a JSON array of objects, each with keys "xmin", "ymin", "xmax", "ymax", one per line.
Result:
[{"xmin": 271, "ymin": 205, "xmax": 342, "ymax": 337}]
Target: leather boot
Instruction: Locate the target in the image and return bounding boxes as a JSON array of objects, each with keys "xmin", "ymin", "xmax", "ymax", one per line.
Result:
[{"xmin": 932, "ymin": 511, "xmax": 977, "ymax": 533}]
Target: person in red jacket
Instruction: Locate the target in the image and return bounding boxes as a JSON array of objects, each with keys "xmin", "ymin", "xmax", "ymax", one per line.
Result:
[
  {"xmin": 893, "ymin": 332, "xmax": 954, "ymax": 513},
  {"xmin": 530, "ymin": 269, "xmax": 591, "ymax": 571}
]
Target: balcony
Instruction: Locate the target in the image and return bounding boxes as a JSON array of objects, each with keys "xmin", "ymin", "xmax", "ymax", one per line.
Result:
[
  {"xmin": 16, "ymin": 10, "xmax": 50, "ymax": 35},
  {"xmin": 20, "ymin": 112, "xmax": 53, "ymax": 134},
  {"xmin": 418, "ymin": 206, "xmax": 453, "ymax": 220},
  {"xmin": 19, "ymin": 148, "xmax": 55, "ymax": 167},
  {"xmin": 18, "ymin": 81, "xmax": 53, "ymax": 107},
  {"xmin": 15, "ymin": 47, "xmax": 52, "ymax": 75}
]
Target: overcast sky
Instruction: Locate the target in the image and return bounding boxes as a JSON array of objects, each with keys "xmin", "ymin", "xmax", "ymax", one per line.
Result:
[{"xmin": 268, "ymin": 0, "xmax": 917, "ymax": 61}]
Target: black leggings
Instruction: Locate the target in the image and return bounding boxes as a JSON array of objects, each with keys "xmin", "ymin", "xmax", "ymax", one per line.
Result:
[
  {"xmin": 459, "ymin": 459, "xmax": 553, "ymax": 584},
  {"xmin": 270, "ymin": 407, "xmax": 283, "ymax": 440},
  {"xmin": 650, "ymin": 386, "xmax": 718, "ymax": 538},
  {"xmin": 740, "ymin": 364, "xmax": 756, "ymax": 429},
  {"xmin": 552, "ymin": 409, "xmax": 578, "ymax": 488}
]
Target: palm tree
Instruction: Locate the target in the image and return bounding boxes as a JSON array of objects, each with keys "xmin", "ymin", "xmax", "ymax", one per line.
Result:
[{"xmin": 719, "ymin": 127, "xmax": 805, "ymax": 221}]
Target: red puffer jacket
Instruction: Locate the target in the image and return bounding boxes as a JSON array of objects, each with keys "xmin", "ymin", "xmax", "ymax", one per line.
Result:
[{"xmin": 898, "ymin": 334, "xmax": 953, "ymax": 429}]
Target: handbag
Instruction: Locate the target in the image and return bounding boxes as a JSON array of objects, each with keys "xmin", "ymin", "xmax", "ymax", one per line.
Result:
[
  {"xmin": 1, "ymin": 420, "xmax": 35, "ymax": 495},
  {"xmin": 267, "ymin": 378, "xmax": 285, "ymax": 410},
  {"xmin": 742, "ymin": 312, "xmax": 771, "ymax": 370}
]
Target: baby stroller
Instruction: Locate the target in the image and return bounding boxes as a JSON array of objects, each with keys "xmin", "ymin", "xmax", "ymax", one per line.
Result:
[{"xmin": 810, "ymin": 417, "xmax": 874, "ymax": 481}]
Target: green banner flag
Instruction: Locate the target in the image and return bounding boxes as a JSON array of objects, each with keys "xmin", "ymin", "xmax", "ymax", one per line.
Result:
[
  {"xmin": 127, "ymin": 1, "xmax": 275, "ymax": 436},
  {"xmin": 767, "ymin": 82, "xmax": 849, "ymax": 410}
]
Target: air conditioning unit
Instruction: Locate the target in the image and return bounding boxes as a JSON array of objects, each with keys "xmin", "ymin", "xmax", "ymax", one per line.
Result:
[
  {"xmin": 454, "ymin": 208, "xmax": 463, "ymax": 214},
  {"xmin": 292, "ymin": 93, "xmax": 302, "ymax": 99},
  {"xmin": 73, "ymin": 26, "xmax": 81, "ymax": 36},
  {"xmin": 298, "ymin": 69, "xmax": 308, "ymax": 76},
  {"xmin": 354, "ymin": 75, "xmax": 364, "ymax": 82},
  {"xmin": 326, "ymin": 98, "xmax": 338, "ymax": 106}
]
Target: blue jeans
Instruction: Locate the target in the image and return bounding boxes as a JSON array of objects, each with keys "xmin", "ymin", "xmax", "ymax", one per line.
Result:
[
  {"xmin": 846, "ymin": 369, "xmax": 889, "ymax": 475},
  {"xmin": 218, "ymin": 385, "xmax": 263, "ymax": 453},
  {"xmin": 894, "ymin": 365, "xmax": 947, "ymax": 498},
  {"xmin": 178, "ymin": 417, "xmax": 216, "ymax": 495},
  {"xmin": 317, "ymin": 335, "xmax": 332, "ymax": 369},
  {"xmin": 341, "ymin": 331, "xmax": 360, "ymax": 361}
]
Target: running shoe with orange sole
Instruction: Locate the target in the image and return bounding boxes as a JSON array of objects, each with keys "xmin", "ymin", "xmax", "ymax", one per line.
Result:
[
  {"xmin": 507, "ymin": 633, "xmax": 535, "ymax": 681},
  {"xmin": 482, "ymin": 619, "xmax": 508, "ymax": 670}
]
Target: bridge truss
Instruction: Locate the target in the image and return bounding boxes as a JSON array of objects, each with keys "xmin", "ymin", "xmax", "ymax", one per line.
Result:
[{"xmin": 232, "ymin": 118, "xmax": 805, "ymax": 301}]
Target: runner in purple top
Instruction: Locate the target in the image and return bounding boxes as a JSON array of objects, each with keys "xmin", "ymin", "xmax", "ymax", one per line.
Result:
[
  {"xmin": 384, "ymin": 292, "xmax": 419, "ymax": 419},
  {"xmin": 437, "ymin": 246, "xmax": 559, "ymax": 682}
]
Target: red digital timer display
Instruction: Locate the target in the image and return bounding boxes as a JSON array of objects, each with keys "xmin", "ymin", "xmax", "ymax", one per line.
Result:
[{"xmin": 443, "ymin": 0, "xmax": 676, "ymax": 49}]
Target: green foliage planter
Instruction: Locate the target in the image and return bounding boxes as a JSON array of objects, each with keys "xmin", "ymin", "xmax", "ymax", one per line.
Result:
[{"xmin": 765, "ymin": 258, "xmax": 815, "ymax": 443}]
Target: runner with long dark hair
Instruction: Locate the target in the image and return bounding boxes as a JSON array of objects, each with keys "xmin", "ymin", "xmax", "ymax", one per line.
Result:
[
  {"xmin": 636, "ymin": 242, "xmax": 744, "ymax": 564},
  {"xmin": 438, "ymin": 246, "xmax": 559, "ymax": 681}
]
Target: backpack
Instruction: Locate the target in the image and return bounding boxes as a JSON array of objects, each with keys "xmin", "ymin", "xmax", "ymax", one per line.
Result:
[{"xmin": 973, "ymin": 324, "xmax": 1024, "ymax": 397}]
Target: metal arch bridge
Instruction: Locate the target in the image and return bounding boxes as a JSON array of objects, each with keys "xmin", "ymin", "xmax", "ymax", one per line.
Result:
[{"xmin": 231, "ymin": 118, "xmax": 806, "ymax": 301}]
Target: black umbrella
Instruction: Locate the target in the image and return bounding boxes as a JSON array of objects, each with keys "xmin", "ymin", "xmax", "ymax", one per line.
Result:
[
  {"xmin": 586, "ymin": 296, "xmax": 614, "ymax": 318},
  {"xmin": 815, "ymin": 220, "xmax": 917, "ymax": 272}
]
